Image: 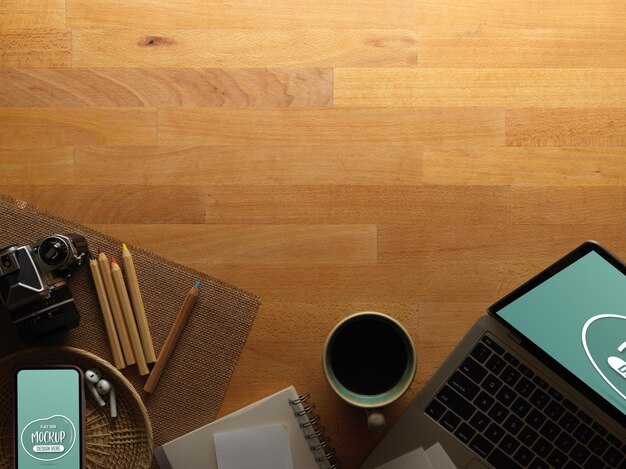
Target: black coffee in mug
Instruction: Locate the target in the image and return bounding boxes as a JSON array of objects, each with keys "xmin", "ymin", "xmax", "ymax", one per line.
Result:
[
  {"xmin": 324, "ymin": 312, "xmax": 416, "ymax": 431},
  {"xmin": 328, "ymin": 315, "xmax": 410, "ymax": 395}
]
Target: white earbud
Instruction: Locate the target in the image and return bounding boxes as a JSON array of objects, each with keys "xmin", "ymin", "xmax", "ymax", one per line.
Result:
[
  {"xmin": 85, "ymin": 369, "xmax": 106, "ymax": 407},
  {"xmin": 96, "ymin": 379, "xmax": 117, "ymax": 418}
]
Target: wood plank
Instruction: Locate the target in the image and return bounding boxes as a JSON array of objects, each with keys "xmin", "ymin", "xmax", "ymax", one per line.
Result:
[
  {"xmin": 1, "ymin": 185, "xmax": 205, "ymax": 223},
  {"xmin": 414, "ymin": 0, "xmax": 625, "ymax": 30},
  {"xmin": 0, "ymin": 108, "xmax": 157, "ymax": 146},
  {"xmin": 379, "ymin": 224, "xmax": 626, "ymax": 264},
  {"xmin": 423, "ymin": 147, "xmax": 626, "ymax": 186},
  {"xmin": 159, "ymin": 108, "xmax": 504, "ymax": 146},
  {"xmin": 507, "ymin": 225, "xmax": 626, "ymax": 262},
  {"xmin": 224, "ymin": 302, "xmax": 418, "ymax": 345},
  {"xmin": 418, "ymin": 302, "xmax": 487, "ymax": 343},
  {"xmin": 418, "ymin": 28, "xmax": 626, "ymax": 68},
  {"xmin": 506, "ymin": 109, "xmax": 626, "ymax": 147},
  {"xmin": 88, "ymin": 224, "xmax": 377, "ymax": 264},
  {"xmin": 205, "ymin": 185, "xmax": 511, "ymax": 224},
  {"xmin": 417, "ymin": 302, "xmax": 487, "ymax": 385},
  {"xmin": 334, "ymin": 68, "xmax": 626, "ymax": 107},
  {"xmin": 512, "ymin": 187, "xmax": 625, "ymax": 225},
  {"xmin": 75, "ymin": 145, "xmax": 422, "ymax": 185},
  {"xmin": 0, "ymin": 68, "xmax": 332, "ymax": 108},
  {"xmin": 0, "ymin": 30, "xmax": 70, "ymax": 67},
  {"xmin": 499, "ymin": 237, "xmax": 626, "ymax": 296},
  {"xmin": 67, "ymin": 0, "xmax": 413, "ymax": 29},
  {"xmin": 0, "ymin": 147, "xmax": 73, "ymax": 184},
  {"xmin": 378, "ymin": 224, "xmax": 512, "ymax": 263},
  {"xmin": 196, "ymin": 263, "xmax": 500, "ymax": 302},
  {"xmin": 72, "ymin": 29, "xmax": 417, "ymax": 68},
  {"xmin": 0, "ymin": 0, "xmax": 65, "ymax": 30}
]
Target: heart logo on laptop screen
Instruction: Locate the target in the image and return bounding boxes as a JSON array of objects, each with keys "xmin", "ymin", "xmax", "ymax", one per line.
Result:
[{"xmin": 582, "ymin": 314, "xmax": 626, "ymax": 401}]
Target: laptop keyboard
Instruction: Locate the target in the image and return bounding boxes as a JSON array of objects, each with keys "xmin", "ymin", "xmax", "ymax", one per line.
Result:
[{"xmin": 425, "ymin": 334, "xmax": 626, "ymax": 469}]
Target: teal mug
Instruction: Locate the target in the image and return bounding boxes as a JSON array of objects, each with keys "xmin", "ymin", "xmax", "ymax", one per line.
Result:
[{"xmin": 323, "ymin": 312, "xmax": 416, "ymax": 431}]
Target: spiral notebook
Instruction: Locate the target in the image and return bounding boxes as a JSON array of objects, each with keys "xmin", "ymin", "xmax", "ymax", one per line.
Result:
[{"xmin": 154, "ymin": 386, "xmax": 339, "ymax": 469}]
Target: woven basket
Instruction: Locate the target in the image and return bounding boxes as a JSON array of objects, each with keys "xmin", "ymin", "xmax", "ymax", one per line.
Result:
[{"xmin": 0, "ymin": 346, "xmax": 153, "ymax": 468}]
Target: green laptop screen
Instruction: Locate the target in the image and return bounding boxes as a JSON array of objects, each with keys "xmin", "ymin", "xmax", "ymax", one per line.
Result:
[{"xmin": 498, "ymin": 250, "xmax": 626, "ymax": 416}]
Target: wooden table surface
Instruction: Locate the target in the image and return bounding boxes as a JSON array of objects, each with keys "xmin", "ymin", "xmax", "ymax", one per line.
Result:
[{"xmin": 2, "ymin": 1, "xmax": 626, "ymax": 467}]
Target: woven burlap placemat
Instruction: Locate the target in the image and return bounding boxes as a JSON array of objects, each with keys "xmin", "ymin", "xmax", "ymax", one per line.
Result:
[{"xmin": 0, "ymin": 194, "xmax": 260, "ymax": 467}]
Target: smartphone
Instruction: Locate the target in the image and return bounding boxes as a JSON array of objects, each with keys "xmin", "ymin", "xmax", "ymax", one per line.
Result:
[{"xmin": 14, "ymin": 366, "xmax": 85, "ymax": 469}]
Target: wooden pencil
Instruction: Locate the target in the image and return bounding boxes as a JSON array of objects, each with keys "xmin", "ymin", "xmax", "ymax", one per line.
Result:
[
  {"xmin": 89, "ymin": 253, "xmax": 126, "ymax": 369},
  {"xmin": 98, "ymin": 251, "xmax": 135, "ymax": 365},
  {"xmin": 144, "ymin": 281, "xmax": 200, "ymax": 393},
  {"xmin": 111, "ymin": 256, "xmax": 149, "ymax": 376},
  {"xmin": 121, "ymin": 243, "xmax": 156, "ymax": 363}
]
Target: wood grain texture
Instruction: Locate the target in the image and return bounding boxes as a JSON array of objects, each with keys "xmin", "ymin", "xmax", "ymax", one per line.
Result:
[
  {"xmin": 0, "ymin": 0, "xmax": 65, "ymax": 30},
  {"xmin": 0, "ymin": 68, "xmax": 333, "ymax": 107},
  {"xmin": 75, "ymin": 145, "xmax": 422, "ymax": 185},
  {"xmin": 67, "ymin": 0, "xmax": 413, "ymax": 29},
  {"xmin": 512, "ymin": 187, "xmax": 625, "ymax": 225},
  {"xmin": 89, "ymin": 224, "xmax": 377, "ymax": 264},
  {"xmin": 0, "ymin": 30, "xmax": 70, "ymax": 67},
  {"xmin": 0, "ymin": 108, "xmax": 157, "ymax": 146},
  {"xmin": 159, "ymin": 108, "xmax": 504, "ymax": 146},
  {"xmin": 498, "ymin": 236, "xmax": 626, "ymax": 300},
  {"xmin": 0, "ymin": 147, "xmax": 73, "ymax": 183},
  {"xmin": 378, "ymin": 224, "xmax": 626, "ymax": 264},
  {"xmin": 505, "ymin": 225, "xmax": 626, "ymax": 262},
  {"xmin": 414, "ymin": 0, "xmax": 625, "ymax": 29},
  {"xmin": 418, "ymin": 28, "xmax": 626, "ymax": 68},
  {"xmin": 1, "ymin": 185, "xmax": 205, "ymax": 223},
  {"xmin": 334, "ymin": 68, "xmax": 626, "ymax": 107},
  {"xmin": 5, "ymin": 2, "xmax": 626, "ymax": 468},
  {"xmin": 205, "ymin": 185, "xmax": 511, "ymax": 224},
  {"xmin": 423, "ymin": 147, "xmax": 626, "ymax": 186},
  {"xmin": 73, "ymin": 29, "xmax": 417, "ymax": 68},
  {"xmin": 506, "ymin": 109, "xmax": 626, "ymax": 147},
  {"xmin": 198, "ymin": 263, "xmax": 500, "ymax": 302},
  {"xmin": 378, "ymin": 224, "xmax": 513, "ymax": 263}
]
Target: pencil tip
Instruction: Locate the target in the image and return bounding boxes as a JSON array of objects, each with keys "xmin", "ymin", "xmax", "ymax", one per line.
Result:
[
  {"xmin": 111, "ymin": 256, "xmax": 118, "ymax": 265},
  {"xmin": 195, "ymin": 281, "xmax": 201, "ymax": 289},
  {"xmin": 122, "ymin": 243, "xmax": 128, "ymax": 251}
]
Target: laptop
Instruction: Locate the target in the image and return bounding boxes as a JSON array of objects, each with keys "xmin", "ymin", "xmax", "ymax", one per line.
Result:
[{"xmin": 362, "ymin": 241, "xmax": 626, "ymax": 469}]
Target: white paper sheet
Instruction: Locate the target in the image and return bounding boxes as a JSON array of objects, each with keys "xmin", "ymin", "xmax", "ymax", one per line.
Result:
[
  {"xmin": 373, "ymin": 447, "xmax": 433, "ymax": 469},
  {"xmin": 213, "ymin": 424, "xmax": 294, "ymax": 469},
  {"xmin": 372, "ymin": 442, "xmax": 458, "ymax": 469},
  {"xmin": 425, "ymin": 443, "xmax": 457, "ymax": 469}
]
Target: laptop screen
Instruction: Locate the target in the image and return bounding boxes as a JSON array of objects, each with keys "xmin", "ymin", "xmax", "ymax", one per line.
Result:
[{"xmin": 495, "ymin": 248, "xmax": 626, "ymax": 419}]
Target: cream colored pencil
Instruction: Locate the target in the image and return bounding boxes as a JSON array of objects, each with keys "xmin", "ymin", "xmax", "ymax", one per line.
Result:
[
  {"xmin": 121, "ymin": 243, "xmax": 156, "ymax": 363},
  {"xmin": 89, "ymin": 254, "xmax": 125, "ymax": 369},
  {"xmin": 111, "ymin": 256, "xmax": 149, "ymax": 376},
  {"xmin": 144, "ymin": 281, "xmax": 200, "ymax": 393},
  {"xmin": 98, "ymin": 251, "xmax": 135, "ymax": 365}
]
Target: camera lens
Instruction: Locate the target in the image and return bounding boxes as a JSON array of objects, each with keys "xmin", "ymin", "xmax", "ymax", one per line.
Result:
[{"xmin": 38, "ymin": 237, "xmax": 70, "ymax": 266}]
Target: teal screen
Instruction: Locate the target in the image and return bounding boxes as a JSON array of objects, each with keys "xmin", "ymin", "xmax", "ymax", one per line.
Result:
[
  {"xmin": 16, "ymin": 369, "xmax": 81, "ymax": 468},
  {"xmin": 498, "ymin": 251, "xmax": 626, "ymax": 416}
]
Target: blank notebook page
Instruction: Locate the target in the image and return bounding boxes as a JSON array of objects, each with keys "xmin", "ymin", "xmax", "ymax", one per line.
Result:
[{"xmin": 214, "ymin": 424, "xmax": 295, "ymax": 469}]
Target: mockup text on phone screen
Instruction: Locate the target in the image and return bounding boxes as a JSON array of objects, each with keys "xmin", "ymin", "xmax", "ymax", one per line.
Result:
[{"xmin": 16, "ymin": 369, "xmax": 81, "ymax": 469}]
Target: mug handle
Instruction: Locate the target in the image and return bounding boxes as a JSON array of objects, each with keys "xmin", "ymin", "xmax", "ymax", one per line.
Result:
[{"xmin": 366, "ymin": 408, "xmax": 385, "ymax": 432}]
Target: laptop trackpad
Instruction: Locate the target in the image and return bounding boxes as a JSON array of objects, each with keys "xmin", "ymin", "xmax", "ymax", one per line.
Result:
[{"xmin": 465, "ymin": 459, "xmax": 488, "ymax": 469}]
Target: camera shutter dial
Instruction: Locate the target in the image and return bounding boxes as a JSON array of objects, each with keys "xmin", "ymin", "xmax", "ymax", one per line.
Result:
[{"xmin": 38, "ymin": 237, "xmax": 70, "ymax": 267}]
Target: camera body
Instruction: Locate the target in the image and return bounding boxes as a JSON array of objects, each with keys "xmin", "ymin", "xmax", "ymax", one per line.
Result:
[{"xmin": 0, "ymin": 234, "xmax": 89, "ymax": 342}]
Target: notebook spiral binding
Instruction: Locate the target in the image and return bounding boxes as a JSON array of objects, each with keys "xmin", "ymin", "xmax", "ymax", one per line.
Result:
[{"xmin": 290, "ymin": 393, "xmax": 341, "ymax": 469}]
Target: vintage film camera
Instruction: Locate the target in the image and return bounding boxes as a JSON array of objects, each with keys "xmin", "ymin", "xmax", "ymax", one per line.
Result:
[{"xmin": 0, "ymin": 234, "xmax": 89, "ymax": 342}]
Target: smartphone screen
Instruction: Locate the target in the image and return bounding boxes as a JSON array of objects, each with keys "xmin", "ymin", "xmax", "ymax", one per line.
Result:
[{"xmin": 15, "ymin": 368, "xmax": 83, "ymax": 469}]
